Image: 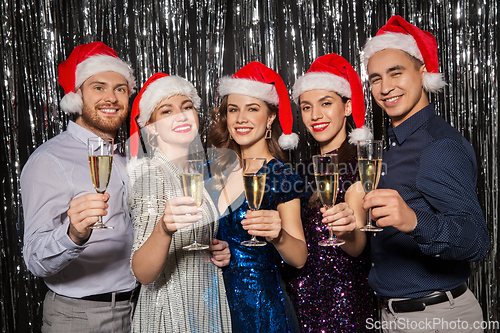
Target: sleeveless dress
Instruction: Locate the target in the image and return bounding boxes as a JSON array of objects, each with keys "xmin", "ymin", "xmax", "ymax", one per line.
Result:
[
  {"xmin": 214, "ymin": 158, "xmax": 303, "ymax": 333},
  {"xmin": 128, "ymin": 149, "xmax": 231, "ymax": 333},
  {"xmin": 281, "ymin": 154, "xmax": 374, "ymax": 333}
]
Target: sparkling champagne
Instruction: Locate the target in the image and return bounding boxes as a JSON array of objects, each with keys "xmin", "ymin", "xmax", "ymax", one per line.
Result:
[
  {"xmin": 88, "ymin": 155, "xmax": 113, "ymax": 194},
  {"xmin": 358, "ymin": 158, "xmax": 382, "ymax": 194},
  {"xmin": 180, "ymin": 173, "xmax": 203, "ymax": 206},
  {"xmin": 314, "ymin": 173, "xmax": 339, "ymax": 207},
  {"xmin": 243, "ymin": 174, "xmax": 266, "ymax": 210}
]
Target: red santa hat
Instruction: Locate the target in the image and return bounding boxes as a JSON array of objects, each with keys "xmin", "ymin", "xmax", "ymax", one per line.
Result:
[
  {"xmin": 57, "ymin": 41, "xmax": 136, "ymax": 114},
  {"xmin": 292, "ymin": 53, "xmax": 366, "ymax": 129},
  {"xmin": 361, "ymin": 15, "xmax": 446, "ymax": 92},
  {"xmin": 218, "ymin": 61, "xmax": 299, "ymax": 150},
  {"xmin": 129, "ymin": 72, "xmax": 201, "ymax": 158}
]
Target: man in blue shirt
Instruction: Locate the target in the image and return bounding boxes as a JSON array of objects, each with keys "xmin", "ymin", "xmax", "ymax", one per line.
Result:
[
  {"xmin": 21, "ymin": 42, "xmax": 138, "ymax": 332},
  {"xmin": 361, "ymin": 16, "xmax": 490, "ymax": 332}
]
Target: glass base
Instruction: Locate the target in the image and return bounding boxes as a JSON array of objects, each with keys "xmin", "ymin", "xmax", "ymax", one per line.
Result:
[
  {"xmin": 88, "ymin": 223, "xmax": 114, "ymax": 229},
  {"xmin": 358, "ymin": 224, "xmax": 383, "ymax": 232},
  {"xmin": 318, "ymin": 238, "xmax": 345, "ymax": 247},
  {"xmin": 182, "ymin": 242, "xmax": 209, "ymax": 251},
  {"xmin": 241, "ymin": 239, "xmax": 267, "ymax": 247}
]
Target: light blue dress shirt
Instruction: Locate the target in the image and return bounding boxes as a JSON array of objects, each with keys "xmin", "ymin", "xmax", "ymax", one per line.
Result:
[{"xmin": 21, "ymin": 121, "xmax": 137, "ymax": 298}]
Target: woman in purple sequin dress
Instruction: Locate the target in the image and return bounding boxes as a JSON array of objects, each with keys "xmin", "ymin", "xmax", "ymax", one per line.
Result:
[{"xmin": 282, "ymin": 53, "xmax": 374, "ymax": 332}]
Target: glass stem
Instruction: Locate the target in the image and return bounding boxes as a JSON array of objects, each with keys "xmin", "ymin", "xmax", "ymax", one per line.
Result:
[
  {"xmin": 328, "ymin": 227, "xmax": 336, "ymax": 241},
  {"xmin": 192, "ymin": 224, "xmax": 198, "ymax": 244},
  {"xmin": 367, "ymin": 208, "xmax": 371, "ymax": 226}
]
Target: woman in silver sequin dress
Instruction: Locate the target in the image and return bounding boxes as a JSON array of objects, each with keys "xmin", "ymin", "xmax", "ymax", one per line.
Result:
[{"xmin": 127, "ymin": 73, "xmax": 232, "ymax": 333}]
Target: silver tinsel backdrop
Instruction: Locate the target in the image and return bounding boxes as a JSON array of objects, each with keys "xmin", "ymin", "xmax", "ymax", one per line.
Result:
[{"xmin": 1, "ymin": 0, "xmax": 498, "ymax": 332}]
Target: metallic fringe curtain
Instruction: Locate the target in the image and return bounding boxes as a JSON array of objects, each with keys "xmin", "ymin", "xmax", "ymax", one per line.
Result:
[{"xmin": 1, "ymin": 0, "xmax": 497, "ymax": 331}]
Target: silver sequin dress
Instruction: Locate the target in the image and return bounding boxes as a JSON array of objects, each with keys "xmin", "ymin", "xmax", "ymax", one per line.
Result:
[{"xmin": 128, "ymin": 149, "xmax": 231, "ymax": 333}]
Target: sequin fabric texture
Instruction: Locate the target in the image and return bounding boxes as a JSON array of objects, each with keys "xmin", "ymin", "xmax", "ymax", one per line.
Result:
[
  {"xmin": 282, "ymin": 155, "xmax": 374, "ymax": 333},
  {"xmin": 215, "ymin": 159, "xmax": 303, "ymax": 333},
  {"xmin": 128, "ymin": 150, "xmax": 232, "ymax": 333}
]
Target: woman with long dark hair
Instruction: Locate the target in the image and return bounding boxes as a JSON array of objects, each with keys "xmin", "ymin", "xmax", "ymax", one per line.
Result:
[
  {"xmin": 208, "ymin": 61, "xmax": 307, "ymax": 333},
  {"xmin": 283, "ymin": 53, "xmax": 374, "ymax": 332}
]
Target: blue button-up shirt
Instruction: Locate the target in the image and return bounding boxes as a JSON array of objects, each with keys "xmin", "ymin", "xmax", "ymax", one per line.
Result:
[
  {"xmin": 369, "ymin": 104, "xmax": 489, "ymax": 299},
  {"xmin": 21, "ymin": 121, "xmax": 137, "ymax": 298}
]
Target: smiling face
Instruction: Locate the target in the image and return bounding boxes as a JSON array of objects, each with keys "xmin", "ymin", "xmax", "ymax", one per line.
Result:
[
  {"xmin": 367, "ymin": 48, "xmax": 429, "ymax": 127},
  {"xmin": 299, "ymin": 89, "xmax": 350, "ymax": 154},
  {"xmin": 226, "ymin": 94, "xmax": 276, "ymax": 157},
  {"xmin": 76, "ymin": 71, "xmax": 130, "ymax": 138},
  {"xmin": 147, "ymin": 94, "xmax": 199, "ymax": 150}
]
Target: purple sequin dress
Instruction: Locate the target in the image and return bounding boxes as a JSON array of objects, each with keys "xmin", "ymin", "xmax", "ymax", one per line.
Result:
[{"xmin": 282, "ymin": 154, "xmax": 374, "ymax": 333}]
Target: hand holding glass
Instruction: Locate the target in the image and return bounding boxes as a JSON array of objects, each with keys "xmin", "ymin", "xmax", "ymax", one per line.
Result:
[
  {"xmin": 357, "ymin": 140, "xmax": 384, "ymax": 232},
  {"xmin": 241, "ymin": 158, "xmax": 267, "ymax": 247},
  {"xmin": 180, "ymin": 160, "xmax": 209, "ymax": 251},
  {"xmin": 88, "ymin": 137, "xmax": 114, "ymax": 229},
  {"xmin": 313, "ymin": 154, "xmax": 344, "ymax": 247}
]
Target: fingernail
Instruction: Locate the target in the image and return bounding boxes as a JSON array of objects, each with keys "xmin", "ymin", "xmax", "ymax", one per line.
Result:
[
  {"xmin": 197, "ymin": 207, "xmax": 203, "ymax": 212},
  {"xmin": 197, "ymin": 214, "xmax": 203, "ymax": 220}
]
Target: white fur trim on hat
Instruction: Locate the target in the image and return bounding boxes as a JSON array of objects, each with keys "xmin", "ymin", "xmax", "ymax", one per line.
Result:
[
  {"xmin": 361, "ymin": 32, "xmax": 424, "ymax": 70},
  {"xmin": 75, "ymin": 54, "xmax": 136, "ymax": 94},
  {"xmin": 218, "ymin": 77, "xmax": 279, "ymax": 106},
  {"xmin": 292, "ymin": 72, "xmax": 351, "ymax": 104},
  {"xmin": 137, "ymin": 76, "xmax": 202, "ymax": 128},
  {"xmin": 278, "ymin": 133, "xmax": 299, "ymax": 150},
  {"xmin": 60, "ymin": 91, "xmax": 84, "ymax": 115}
]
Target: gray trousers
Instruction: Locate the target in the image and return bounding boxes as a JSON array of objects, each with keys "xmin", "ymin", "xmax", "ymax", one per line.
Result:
[
  {"xmin": 380, "ymin": 288, "xmax": 484, "ymax": 333},
  {"xmin": 41, "ymin": 290, "xmax": 133, "ymax": 333}
]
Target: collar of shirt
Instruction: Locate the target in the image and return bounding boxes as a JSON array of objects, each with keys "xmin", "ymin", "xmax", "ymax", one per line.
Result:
[
  {"xmin": 388, "ymin": 104, "xmax": 436, "ymax": 146},
  {"xmin": 67, "ymin": 121, "xmax": 122, "ymax": 153}
]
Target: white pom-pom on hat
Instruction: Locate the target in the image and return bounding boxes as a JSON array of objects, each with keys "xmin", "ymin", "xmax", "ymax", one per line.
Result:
[{"xmin": 348, "ymin": 126, "xmax": 374, "ymax": 145}]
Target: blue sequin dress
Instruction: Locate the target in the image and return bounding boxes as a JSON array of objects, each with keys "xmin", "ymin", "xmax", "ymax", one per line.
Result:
[{"xmin": 215, "ymin": 159, "xmax": 303, "ymax": 333}]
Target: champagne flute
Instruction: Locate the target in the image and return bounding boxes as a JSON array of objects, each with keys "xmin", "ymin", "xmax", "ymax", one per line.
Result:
[
  {"xmin": 357, "ymin": 140, "xmax": 384, "ymax": 232},
  {"xmin": 241, "ymin": 157, "xmax": 267, "ymax": 247},
  {"xmin": 180, "ymin": 159, "xmax": 209, "ymax": 251},
  {"xmin": 88, "ymin": 137, "xmax": 114, "ymax": 229},
  {"xmin": 312, "ymin": 154, "xmax": 344, "ymax": 247}
]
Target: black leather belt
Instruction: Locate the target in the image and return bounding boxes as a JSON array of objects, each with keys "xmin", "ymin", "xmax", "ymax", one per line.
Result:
[
  {"xmin": 80, "ymin": 290, "xmax": 134, "ymax": 302},
  {"xmin": 384, "ymin": 283, "xmax": 468, "ymax": 313}
]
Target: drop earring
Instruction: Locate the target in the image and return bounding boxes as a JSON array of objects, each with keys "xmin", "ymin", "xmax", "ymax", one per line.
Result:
[{"xmin": 265, "ymin": 124, "xmax": 272, "ymax": 139}]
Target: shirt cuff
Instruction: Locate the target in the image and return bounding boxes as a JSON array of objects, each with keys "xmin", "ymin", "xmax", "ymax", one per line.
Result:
[
  {"xmin": 54, "ymin": 222, "xmax": 87, "ymax": 254},
  {"xmin": 407, "ymin": 209, "xmax": 437, "ymax": 244}
]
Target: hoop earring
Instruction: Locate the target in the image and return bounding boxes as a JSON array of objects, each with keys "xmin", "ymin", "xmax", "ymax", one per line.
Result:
[
  {"xmin": 265, "ymin": 125, "xmax": 272, "ymax": 139},
  {"xmin": 229, "ymin": 133, "xmax": 233, "ymax": 140}
]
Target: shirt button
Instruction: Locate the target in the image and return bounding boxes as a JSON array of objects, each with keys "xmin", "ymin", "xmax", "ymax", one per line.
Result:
[
  {"xmin": 372, "ymin": 263, "xmax": 375, "ymax": 267},
  {"xmin": 392, "ymin": 142, "xmax": 396, "ymax": 147}
]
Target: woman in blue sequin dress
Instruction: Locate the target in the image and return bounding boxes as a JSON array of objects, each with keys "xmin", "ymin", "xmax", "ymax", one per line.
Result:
[
  {"xmin": 208, "ymin": 62, "xmax": 307, "ymax": 333},
  {"xmin": 282, "ymin": 54, "xmax": 374, "ymax": 332}
]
